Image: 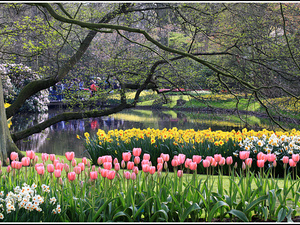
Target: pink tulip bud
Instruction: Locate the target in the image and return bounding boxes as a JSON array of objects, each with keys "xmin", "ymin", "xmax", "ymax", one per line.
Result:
[
  {"xmin": 184, "ymin": 158, "xmax": 192, "ymax": 169},
  {"xmin": 226, "ymin": 156, "xmax": 233, "ymax": 165},
  {"xmin": 273, "ymin": 160, "xmax": 277, "ymax": 167},
  {"xmin": 55, "ymin": 163, "xmax": 64, "ymax": 172},
  {"xmin": 289, "ymin": 159, "xmax": 297, "ymax": 167},
  {"xmin": 134, "ymin": 156, "xmax": 140, "ymax": 165},
  {"xmin": 266, "ymin": 153, "xmax": 276, "ymax": 162},
  {"xmin": 239, "ymin": 151, "xmax": 250, "ymax": 160},
  {"xmin": 7, "ymin": 165, "xmax": 11, "ymax": 173},
  {"xmin": 257, "ymin": 152, "xmax": 267, "ymax": 162},
  {"xmin": 59, "ymin": 178, "xmax": 63, "ymax": 186},
  {"xmin": 113, "ymin": 158, "xmax": 118, "ymax": 165},
  {"xmin": 157, "ymin": 157, "xmax": 164, "ymax": 164},
  {"xmin": 65, "ymin": 152, "xmax": 75, "ymax": 162},
  {"xmin": 245, "ymin": 158, "xmax": 252, "ymax": 168},
  {"xmin": 242, "ymin": 162, "xmax": 246, "ymax": 170},
  {"xmin": 6, "ymin": 158, "xmax": 10, "ymax": 166},
  {"xmin": 157, "ymin": 163, "xmax": 163, "ymax": 171},
  {"xmin": 103, "ymin": 162, "xmax": 112, "ymax": 170},
  {"xmin": 149, "ymin": 166, "xmax": 156, "ymax": 175},
  {"xmin": 164, "ymin": 161, "xmax": 168, "ymax": 170},
  {"xmin": 124, "ymin": 171, "xmax": 131, "ymax": 180},
  {"xmin": 178, "ymin": 154, "xmax": 186, "ymax": 165},
  {"xmin": 36, "ymin": 166, "xmax": 45, "ymax": 175},
  {"xmin": 101, "ymin": 169, "xmax": 108, "ymax": 178},
  {"xmin": 234, "ymin": 162, "xmax": 238, "ymax": 169},
  {"xmin": 34, "ymin": 156, "xmax": 39, "ymax": 164},
  {"xmin": 103, "ymin": 155, "xmax": 112, "ymax": 163},
  {"xmin": 177, "ymin": 170, "xmax": 183, "ymax": 178},
  {"xmin": 64, "ymin": 163, "xmax": 70, "ymax": 173},
  {"xmin": 15, "ymin": 161, "xmax": 22, "ymax": 170},
  {"xmin": 171, "ymin": 159, "xmax": 179, "ymax": 167},
  {"xmin": 121, "ymin": 160, "xmax": 126, "ymax": 168},
  {"xmin": 131, "ymin": 172, "xmax": 137, "ymax": 180},
  {"xmin": 97, "ymin": 157, "xmax": 103, "ymax": 165},
  {"xmin": 211, "ymin": 158, "xmax": 218, "ymax": 167},
  {"xmin": 142, "ymin": 164, "xmax": 150, "ymax": 173},
  {"xmin": 133, "ymin": 166, "xmax": 139, "ymax": 174},
  {"xmin": 87, "ymin": 160, "xmax": 91, "ymax": 168},
  {"xmin": 292, "ymin": 154, "xmax": 300, "ymax": 162},
  {"xmin": 82, "ymin": 157, "xmax": 87, "ymax": 165},
  {"xmin": 114, "ymin": 163, "xmax": 120, "ymax": 171},
  {"xmin": 50, "ymin": 154, "xmax": 55, "ymax": 162}
]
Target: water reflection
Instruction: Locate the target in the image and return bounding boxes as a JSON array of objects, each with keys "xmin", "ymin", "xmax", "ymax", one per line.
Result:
[{"xmin": 10, "ymin": 108, "xmax": 298, "ymax": 157}]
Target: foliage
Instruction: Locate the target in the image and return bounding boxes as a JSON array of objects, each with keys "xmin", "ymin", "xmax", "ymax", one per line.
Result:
[{"xmin": 0, "ymin": 64, "xmax": 49, "ymax": 113}]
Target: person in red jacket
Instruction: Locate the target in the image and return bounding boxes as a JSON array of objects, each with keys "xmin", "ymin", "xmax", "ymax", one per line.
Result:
[{"xmin": 90, "ymin": 80, "xmax": 98, "ymax": 97}]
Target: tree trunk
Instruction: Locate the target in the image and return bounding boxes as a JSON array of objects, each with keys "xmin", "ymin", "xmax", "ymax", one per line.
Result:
[{"xmin": 0, "ymin": 78, "xmax": 23, "ymax": 165}]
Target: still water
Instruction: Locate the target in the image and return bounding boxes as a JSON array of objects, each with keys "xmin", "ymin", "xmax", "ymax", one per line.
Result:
[{"xmin": 10, "ymin": 108, "xmax": 295, "ymax": 157}]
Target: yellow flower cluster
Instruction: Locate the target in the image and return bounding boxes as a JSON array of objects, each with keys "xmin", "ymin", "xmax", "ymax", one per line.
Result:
[
  {"xmin": 84, "ymin": 127, "xmax": 300, "ymax": 148},
  {"xmin": 264, "ymin": 97, "xmax": 300, "ymax": 113}
]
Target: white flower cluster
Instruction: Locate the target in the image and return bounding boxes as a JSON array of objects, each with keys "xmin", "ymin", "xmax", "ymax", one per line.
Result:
[
  {"xmin": 237, "ymin": 133, "xmax": 300, "ymax": 156},
  {"xmin": 0, "ymin": 183, "xmax": 60, "ymax": 220}
]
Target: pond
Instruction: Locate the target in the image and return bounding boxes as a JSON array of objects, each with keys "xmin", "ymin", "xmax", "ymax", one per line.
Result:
[{"xmin": 10, "ymin": 108, "xmax": 299, "ymax": 157}]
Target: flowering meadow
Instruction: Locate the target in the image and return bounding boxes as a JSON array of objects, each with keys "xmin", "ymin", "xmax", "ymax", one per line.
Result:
[{"xmin": 1, "ymin": 128, "xmax": 300, "ymax": 221}]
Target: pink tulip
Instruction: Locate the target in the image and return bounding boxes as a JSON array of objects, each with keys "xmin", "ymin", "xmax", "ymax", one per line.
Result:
[
  {"xmin": 245, "ymin": 158, "xmax": 252, "ymax": 168},
  {"xmin": 164, "ymin": 162, "xmax": 168, "ymax": 170},
  {"xmin": 55, "ymin": 163, "xmax": 64, "ymax": 172},
  {"xmin": 131, "ymin": 172, "xmax": 136, "ymax": 180},
  {"xmin": 211, "ymin": 158, "xmax": 218, "ymax": 167},
  {"xmin": 234, "ymin": 162, "xmax": 238, "ymax": 169},
  {"xmin": 10, "ymin": 152, "xmax": 18, "ymax": 161},
  {"xmin": 71, "ymin": 159, "xmax": 77, "ymax": 167},
  {"xmin": 132, "ymin": 148, "xmax": 142, "ymax": 157},
  {"xmin": 90, "ymin": 171, "xmax": 98, "ymax": 180},
  {"xmin": 219, "ymin": 157, "xmax": 226, "ymax": 166},
  {"xmin": 133, "ymin": 166, "xmax": 139, "ymax": 174},
  {"xmin": 273, "ymin": 160, "xmax": 277, "ymax": 167},
  {"xmin": 157, "ymin": 163, "xmax": 163, "ymax": 171},
  {"xmin": 239, "ymin": 151, "xmax": 250, "ymax": 160},
  {"xmin": 141, "ymin": 159, "xmax": 150, "ymax": 166},
  {"xmin": 87, "ymin": 160, "xmax": 91, "ymax": 168},
  {"xmin": 64, "ymin": 163, "xmax": 70, "ymax": 173},
  {"xmin": 292, "ymin": 154, "xmax": 300, "ymax": 162},
  {"xmin": 214, "ymin": 154, "xmax": 222, "ymax": 163},
  {"xmin": 122, "ymin": 152, "xmax": 131, "ymax": 162},
  {"xmin": 7, "ymin": 165, "xmax": 11, "ymax": 173},
  {"xmin": 142, "ymin": 164, "xmax": 150, "ymax": 173},
  {"xmin": 42, "ymin": 153, "xmax": 49, "ymax": 162},
  {"xmin": 35, "ymin": 163, "xmax": 44, "ymax": 171},
  {"xmin": 82, "ymin": 157, "xmax": 88, "ymax": 165},
  {"xmin": 257, "ymin": 159, "xmax": 265, "ymax": 168},
  {"xmin": 143, "ymin": 154, "xmax": 150, "ymax": 161},
  {"xmin": 124, "ymin": 171, "xmax": 131, "ymax": 180},
  {"xmin": 257, "ymin": 152, "xmax": 267, "ymax": 162},
  {"xmin": 178, "ymin": 154, "xmax": 186, "ymax": 165},
  {"xmin": 101, "ymin": 169, "xmax": 108, "ymax": 178},
  {"xmin": 65, "ymin": 152, "xmax": 75, "ymax": 162},
  {"xmin": 162, "ymin": 154, "xmax": 170, "ymax": 162},
  {"xmin": 74, "ymin": 166, "xmax": 81, "ymax": 175},
  {"xmin": 177, "ymin": 170, "xmax": 183, "ymax": 178},
  {"xmin": 50, "ymin": 154, "xmax": 55, "ymax": 162},
  {"xmin": 68, "ymin": 172, "xmax": 76, "ymax": 182},
  {"xmin": 242, "ymin": 162, "xmax": 246, "ymax": 170},
  {"xmin": 103, "ymin": 162, "xmax": 112, "ymax": 170},
  {"xmin": 97, "ymin": 157, "xmax": 103, "ymax": 165},
  {"xmin": 205, "ymin": 156, "xmax": 213, "ymax": 163},
  {"xmin": 26, "ymin": 150, "xmax": 35, "ymax": 160},
  {"xmin": 47, "ymin": 164, "xmax": 55, "ymax": 173},
  {"xmin": 103, "ymin": 155, "xmax": 112, "ymax": 163},
  {"xmin": 21, "ymin": 157, "xmax": 30, "ymax": 167},
  {"xmin": 107, "ymin": 170, "xmax": 116, "ymax": 180},
  {"xmin": 113, "ymin": 158, "xmax": 118, "ymax": 165},
  {"xmin": 92, "ymin": 165, "xmax": 96, "ymax": 171},
  {"xmin": 171, "ymin": 159, "xmax": 179, "ymax": 167},
  {"xmin": 184, "ymin": 158, "xmax": 192, "ymax": 169},
  {"xmin": 157, "ymin": 157, "xmax": 164, "ymax": 164},
  {"xmin": 127, "ymin": 161, "xmax": 134, "ymax": 170},
  {"xmin": 226, "ymin": 156, "xmax": 233, "ymax": 165},
  {"xmin": 78, "ymin": 162, "xmax": 85, "ymax": 172},
  {"xmin": 266, "ymin": 153, "xmax": 276, "ymax": 162},
  {"xmin": 134, "ymin": 156, "xmax": 140, "ymax": 165},
  {"xmin": 36, "ymin": 166, "xmax": 45, "ymax": 175},
  {"xmin": 121, "ymin": 160, "xmax": 126, "ymax": 168},
  {"xmin": 15, "ymin": 162, "xmax": 22, "ymax": 170},
  {"xmin": 192, "ymin": 155, "xmax": 202, "ymax": 164},
  {"xmin": 282, "ymin": 156, "xmax": 289, "ymax": 164},
  {"xmin": 189, "ymin": 162, "xmax": 197, "ymax": 170},
  {"xmin": 114, "ymin": 163, "xmax": 120, "ymax": 171},
  {"xmin": 11, "ymin": 160, "xmax": 17, "ymax": 169},
  {"xmin": 54, "ymin": 170, "xmax": 61, "ymax": 178},
  {"xmin": 149, "ymin": 166, "xmax": 156, "ymax": 175},
  {"xmin": 202, "ymin": 159, "xmax": 210, "ymax": 168},
  {"xmin": 34, "ymin": 155, "xmax": 39, "ymax": 164},
  {"xmin": 289, "ymin": 159, "xmax": 297, "ymax": 167}
]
